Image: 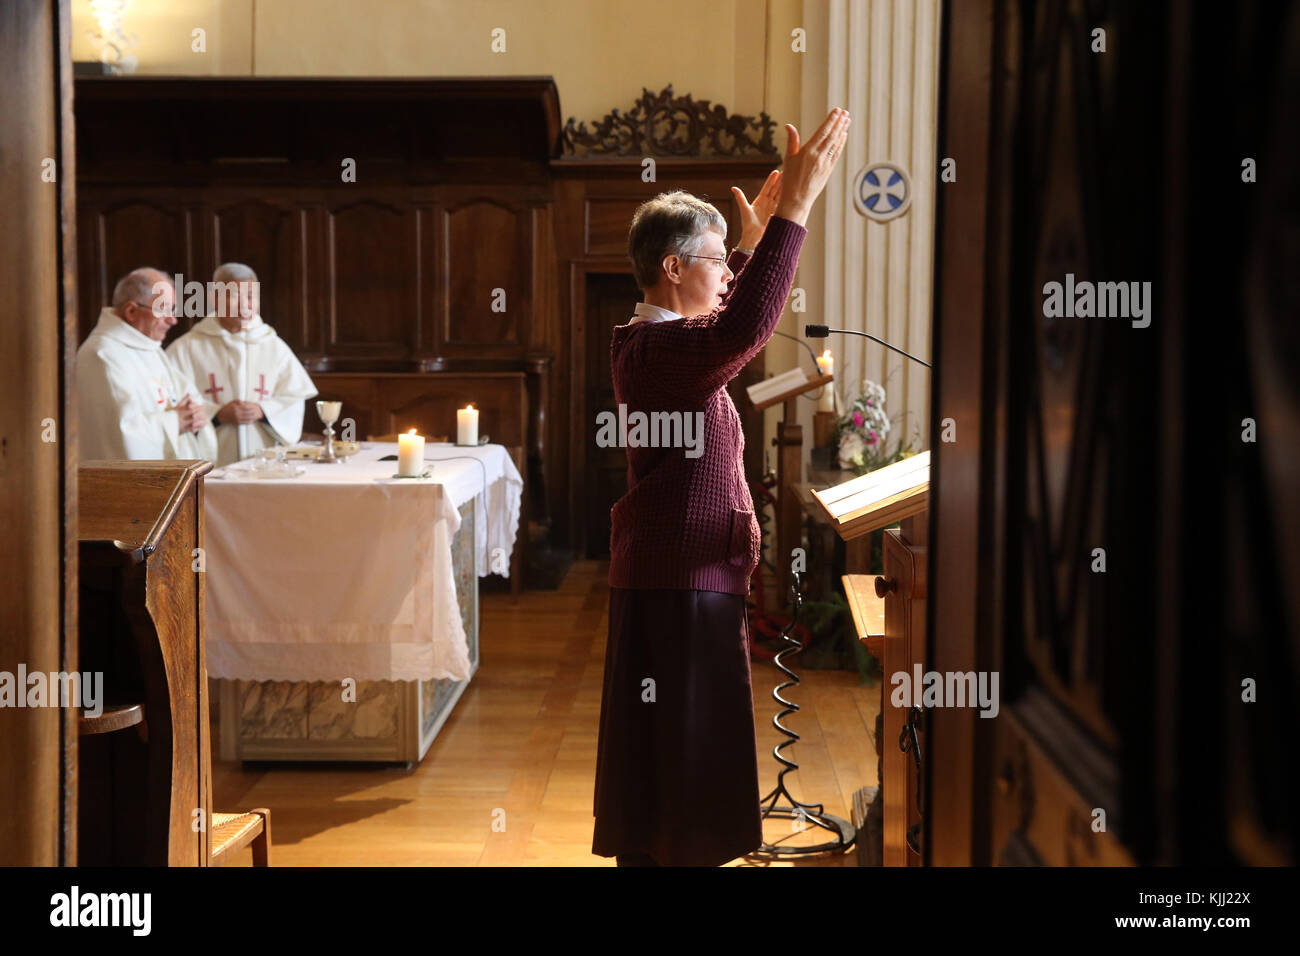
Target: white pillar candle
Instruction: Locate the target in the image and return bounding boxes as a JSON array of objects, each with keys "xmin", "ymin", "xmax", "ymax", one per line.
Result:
[
  {"xmin": 397, "ymin": 428, "xmax": 425, "ymax": 476},
  {"xmin": 457, "ymin": 404, "xmax": 479, "ymax": 445},
  {"xmin": 816, "ymin": 349, "xmax": 835, "ymax": 412}
]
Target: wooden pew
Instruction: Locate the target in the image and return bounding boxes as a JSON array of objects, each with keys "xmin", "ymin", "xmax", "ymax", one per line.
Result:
[{"xmin": 77, "ymin": 460, "xmax": 269, "ymax": 866}]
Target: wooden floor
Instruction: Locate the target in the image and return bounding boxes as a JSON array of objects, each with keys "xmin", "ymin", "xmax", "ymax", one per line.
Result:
[{"xmin": 212, "ymin": 560, "xmax": 879, "ymax": 866}]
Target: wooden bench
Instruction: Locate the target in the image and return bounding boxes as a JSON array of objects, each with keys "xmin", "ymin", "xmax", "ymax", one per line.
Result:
[{"xmin": 77, "ymin": 460, "xmax": 269, "ymax": 866}]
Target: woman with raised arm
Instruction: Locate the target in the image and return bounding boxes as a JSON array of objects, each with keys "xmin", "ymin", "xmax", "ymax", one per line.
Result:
[{"xmin": 593, "ymin": 107, "xmax": 852, "ymax": 867}]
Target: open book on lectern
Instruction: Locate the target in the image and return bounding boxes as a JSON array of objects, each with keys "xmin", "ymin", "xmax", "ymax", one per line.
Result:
[{"xmin": 811, "ymin": 450, "xmax": 930, "ymax": 541}]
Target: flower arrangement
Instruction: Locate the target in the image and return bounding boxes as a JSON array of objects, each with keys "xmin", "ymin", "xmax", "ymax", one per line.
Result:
[{"xmin": 834, "ymin": 378, "xmax": 913, "ymax": 475}]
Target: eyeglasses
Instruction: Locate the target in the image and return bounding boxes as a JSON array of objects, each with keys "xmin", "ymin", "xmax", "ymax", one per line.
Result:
[
  {"xmin": 682, "ymin": 254, "xmax": 728, "ymax": 267},
  {"xmin": 130, "ymin": 299, "xmax": 177, "ymax": 319}
]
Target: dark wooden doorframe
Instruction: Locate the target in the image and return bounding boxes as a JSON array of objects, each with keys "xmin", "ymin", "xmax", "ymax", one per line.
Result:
[
  {"xmin": 926, "ymin": 0, "xmax": 1299, "ymax": 866},
  {"xmin": 925, "ymin": 0, "xmax": 998, "ymax": 867}
]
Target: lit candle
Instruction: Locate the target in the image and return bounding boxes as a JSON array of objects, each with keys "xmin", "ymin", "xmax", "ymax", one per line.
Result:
[
  {"xmin": 397, "ymin": 428, "xmax": 425, "ymax": 476},
  {"xmin": 816, "ymin": 349, "xmax": 835, "ymax": 412},
  {"xmin": 457, "ymin": 404, "xmax": 479, "ymax": 446}
]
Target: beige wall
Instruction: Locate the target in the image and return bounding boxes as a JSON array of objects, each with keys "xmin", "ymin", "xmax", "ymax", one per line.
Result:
[{"xmin": 72, "ymin": 0, "xmax": 782, "ymax": 125}]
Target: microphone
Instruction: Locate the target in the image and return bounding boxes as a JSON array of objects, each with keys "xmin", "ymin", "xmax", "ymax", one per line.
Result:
[{"xmin": 805, "ymin": 324, "xmax": 932, "ymax": 368}]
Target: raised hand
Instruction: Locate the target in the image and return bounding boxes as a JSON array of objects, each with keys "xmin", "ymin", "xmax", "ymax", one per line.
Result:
[
  {"xmin": 731, "ymin": 168, "xmax": 783, "ymax": 249},
  {"xmin": 774, "ymin": 107, "xmax": 852, "ymax": 226}
]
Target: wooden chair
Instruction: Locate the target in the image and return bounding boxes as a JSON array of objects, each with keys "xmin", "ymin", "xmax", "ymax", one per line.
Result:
[
  {"xmin": 209, "ymin": 809, "xmax": 271, "ymax": 866},
  {"xmin": 78, "ymin": 460, "xmax": 271, "ymax": 866}
]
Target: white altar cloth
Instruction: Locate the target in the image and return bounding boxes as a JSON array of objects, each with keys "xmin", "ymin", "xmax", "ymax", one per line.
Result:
[{"xmin": 202, "ymin": 442, "xmax": 521, "ymax": 683}]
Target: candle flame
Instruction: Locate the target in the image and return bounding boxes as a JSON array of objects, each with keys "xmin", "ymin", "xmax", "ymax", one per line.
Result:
[
  {"xmin": 822, "ymin": 349, "xmax": 831, "ymax": 359},
  {"xmin": 408, "ymin": 428, "xmax": 417, "ymax": 435}
]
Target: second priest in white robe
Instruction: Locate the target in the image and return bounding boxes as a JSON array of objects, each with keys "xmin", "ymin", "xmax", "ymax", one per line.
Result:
[{"xmin": 167, "ymin": 313, "xmax": 318, "ymax": 466}]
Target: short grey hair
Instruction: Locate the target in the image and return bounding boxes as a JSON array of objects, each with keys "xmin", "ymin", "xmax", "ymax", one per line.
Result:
[
  {"xmin": 111, "ymin": 267, "xmax": 170, "ymax": 308},
  {"xmin": 213, "ymin": 262, "xmax": 258, "ymax": 284},
  {"xmin": 627, "ymin": 191, "xmax": 727, "ymax": 291}
]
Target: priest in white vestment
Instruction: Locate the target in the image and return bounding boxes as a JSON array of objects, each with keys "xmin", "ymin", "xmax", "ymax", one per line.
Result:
[
  {"xmin": 166, "ymin": 263, "xmax": 319, "ymax": 466},
  {"xmin": 77, "ymin": 267, "xmax": 218, "ymax": 461}
]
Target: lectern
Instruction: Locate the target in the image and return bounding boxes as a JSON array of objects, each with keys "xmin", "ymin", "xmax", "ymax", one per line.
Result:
[
  {"xmin": 813, "ymin": 451, "xmax": 929, "ymax": 866},
  {"xmin": 747, "ymin": 369, "xmax": 835, "ymax": 602}
]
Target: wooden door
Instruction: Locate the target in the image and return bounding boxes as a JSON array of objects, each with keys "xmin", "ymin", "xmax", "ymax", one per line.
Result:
[
  {"xmin": 584, "ymin": 271, "xmax": 641, "ymax": 558},
  {"xmin": 926, "ymin": 0, "xmax": 1298, "ymax": 866}
]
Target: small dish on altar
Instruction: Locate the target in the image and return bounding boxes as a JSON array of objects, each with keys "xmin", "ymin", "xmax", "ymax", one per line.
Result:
[
  {"xmin": 333, "ymin": 441, "xmax": 361, "ymax": 458},
  {"xmin": 223, "ymin": 462, "xmax": 307, "ymax": 479},
  {"xmin": 391, "ymin": 468, "xmax": 432, "ymax": 479},
  {"xmin": 284, "ymin": 444, "xmax": 321, "ymax": 460}
]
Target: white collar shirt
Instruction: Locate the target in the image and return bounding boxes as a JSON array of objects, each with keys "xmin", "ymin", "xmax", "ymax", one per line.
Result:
[{"xmin": 627, "ymin": 301, "xmax": 683, "ymax": 325}]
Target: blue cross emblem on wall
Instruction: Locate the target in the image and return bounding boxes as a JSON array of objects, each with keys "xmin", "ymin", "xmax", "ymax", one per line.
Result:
[{"xmin": 852, "ymin": 162, "xmax": 912, "ymax": 221}]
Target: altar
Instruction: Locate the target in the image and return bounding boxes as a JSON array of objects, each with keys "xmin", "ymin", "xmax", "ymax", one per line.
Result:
[{"xmin": 202, "ymin": 442, "xmax": 522, "ymax": 763}]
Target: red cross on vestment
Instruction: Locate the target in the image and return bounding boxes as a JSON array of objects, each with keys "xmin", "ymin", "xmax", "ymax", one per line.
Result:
[
  {"xmin": 253, "ymin": 373, "xmax": 269, "ymax": 400},
  {"xmin": 204, "ymin": 373, "xmax": 223, "ymax": 402}
]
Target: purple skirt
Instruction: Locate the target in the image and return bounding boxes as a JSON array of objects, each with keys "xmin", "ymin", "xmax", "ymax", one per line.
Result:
[{"xmin": 592, "ymin": 586, "xmax": 762, "ymax": 866}]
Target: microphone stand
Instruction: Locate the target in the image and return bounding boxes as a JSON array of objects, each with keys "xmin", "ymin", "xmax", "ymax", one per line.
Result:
[{"xmin": 804, "ymin": 325, "xmax": 932, "ymax": 368}]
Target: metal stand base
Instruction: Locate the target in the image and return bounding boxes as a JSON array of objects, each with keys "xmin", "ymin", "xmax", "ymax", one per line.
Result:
[{"xmin": 749, "ymin": 571, "xmax": 856, "ymax": 861}]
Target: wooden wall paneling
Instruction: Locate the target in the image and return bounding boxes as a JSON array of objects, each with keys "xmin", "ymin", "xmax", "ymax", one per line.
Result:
[
  {"xmin": 583, "ymin": 196, "xmax": 644, "ymax": 255},
  {"xmin": 303, "ymin": 201, "xmax": 328, "ymax": 365},
  {"xmin": 529, "ymin": 202, "xmax": 556, "ymax": 354},
  {"xmin": 413, "ymin": 202, "xmax": 443, "ymax": 366},
  {"xmin": 549, "ymin": 177, "xmax": 585, "ymax": 551},
  {"xmin": 444, "ymin": 199, "xmax": 526, "ymax": 355},
  {"xmin": 326, "ymin": 198, "xmax": 420, "ymax": 365},
  {"xmin": 75, "ymin": 195, "xmax": 100, "ymax": 349},
  {"xmin": 77, "ymin": 193, "xmax": 191, "ymax": 343},
  {"xmin": 566, "ymin": 258, "xmax": 592, "ymax": 557}
]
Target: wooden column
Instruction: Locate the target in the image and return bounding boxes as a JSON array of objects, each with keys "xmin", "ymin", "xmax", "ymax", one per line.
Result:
[{"xmin": 0, "ymin": 0, "xmax": 78, "ymax": 867}]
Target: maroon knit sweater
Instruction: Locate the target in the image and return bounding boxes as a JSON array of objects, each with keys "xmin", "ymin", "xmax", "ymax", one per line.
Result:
[{"xmin": 608, "ymin": 215, "xmax": 808, "ymax": 594}]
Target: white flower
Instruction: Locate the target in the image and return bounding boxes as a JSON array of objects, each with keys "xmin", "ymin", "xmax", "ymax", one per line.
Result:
[{"xmin": 838, "ymin": 431, "xmax": 865, "ymax": 468}]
